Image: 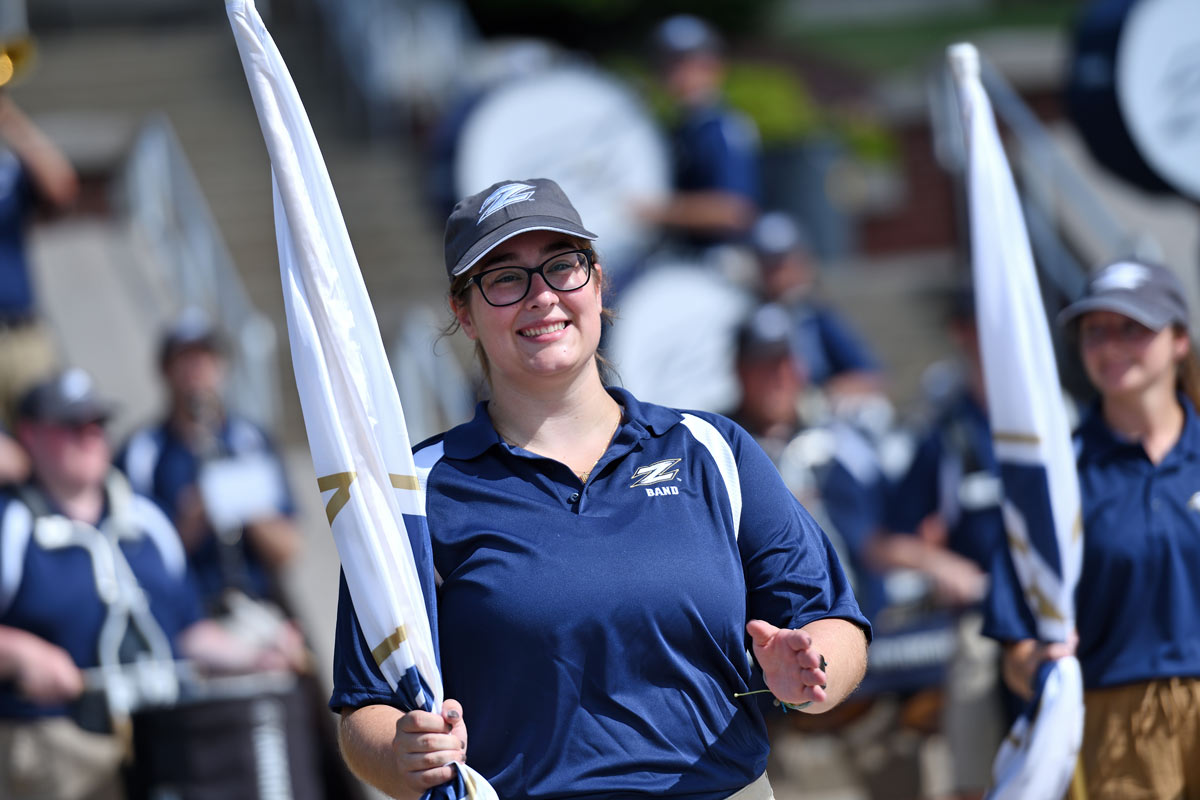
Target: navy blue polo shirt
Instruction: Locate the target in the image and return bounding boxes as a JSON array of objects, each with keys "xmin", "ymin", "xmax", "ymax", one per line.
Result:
[
  {"xmin": 0, "ymin": 152, "xmax": 36, "ymax": 318},
  {"xmin": 0, "ymin": 483, "xmax": 202, "ymax": 719},
  {"xmin": 331, "ymin": 388, "xmax": 868, "ymax": 800},
  {"xmin": 789, "ymin": 304, "xmax": 880, "ymax": 389},
  {"xmin": 984, "ymin": 397, "xmax": 1200, "ymax": 689},
  {"xmin": 118, "ymin": 417, "xmax": 296, "ymax": 609},
  {"xmin": 887, "ymin": 391, "xmax": 1003, "ymax": 574},
  {"xmin": 672, "ymin": 102, "xmax": 759, "ymax": 247}
]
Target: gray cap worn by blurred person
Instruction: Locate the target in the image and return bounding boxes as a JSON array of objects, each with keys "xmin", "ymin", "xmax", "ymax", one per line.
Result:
[
  {"xmin": 736, "ymin": 303, "xmax": 797, "ymax": 364},
  {"xmin": 750, "ymin": 211, "xmax": 811, "ymax": 262},
  {"xmin": 444, "ymin": 177, "xmax": 597, "ymax": 280},
  {"xmin": 16, "ymin": 367, "xmax": 114, "ymax": 426},
  {"xmin": 1057, "ymin": 259, "xmax": 1190, "ymax": 332},
  {"xmin": 651, "ymin": 14, "xmax": 723, "ymax": 64}
]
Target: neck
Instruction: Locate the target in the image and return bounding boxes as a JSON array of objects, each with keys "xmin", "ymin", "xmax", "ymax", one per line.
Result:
[
  {"xmin": 37, "ymin": 475, "xmax": 105, "ymax": 525},
  {"xmin": 487, "ymin": 366, "xmax": 618, "ymax": 450},
  {"xmin": 1102, "ymin": 383, "xmax": 1183, "ymax": 464}
]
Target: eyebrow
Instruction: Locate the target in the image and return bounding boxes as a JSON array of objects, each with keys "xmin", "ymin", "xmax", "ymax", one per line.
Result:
[{"xmin": 478, "ymin": 239, "xmax": 576, "ymax": 270}]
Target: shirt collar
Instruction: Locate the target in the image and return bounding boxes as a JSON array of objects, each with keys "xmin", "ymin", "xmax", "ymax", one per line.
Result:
[
  {"xmin": 439, "ymin": 386, "xmax": 684, "ymax": 461},
  {"xmin": 1077, "ymin": 393, "xmax": 1200, "ymax": 466}
]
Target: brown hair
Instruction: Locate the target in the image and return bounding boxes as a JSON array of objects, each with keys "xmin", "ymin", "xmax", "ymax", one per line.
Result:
[
  {"xmin": 1174, "ymin": 324, "xmax": 1200, "ymax": 412},
  {"xmin": 441, "ymin": 240, "xmax": 618, "ymax": 391}
]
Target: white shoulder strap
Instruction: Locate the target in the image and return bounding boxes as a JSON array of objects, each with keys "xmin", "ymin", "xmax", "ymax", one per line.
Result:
[
  {"xmin": 680, "ymin": 414, "xmax": 742, "ymax": 540},
  {"xmin": 0, "ymin": 499, "xmax": 34, "ymax": 616}
]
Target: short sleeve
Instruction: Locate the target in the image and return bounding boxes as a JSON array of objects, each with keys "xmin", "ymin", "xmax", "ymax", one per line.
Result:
[
  {"xmin": 815, "ymin": 308, "xmax": 880, "ymax": 376},
  {"xmin": 727, "ymin": 420, "xmax": 871, "ymax": 640},
  {"xmin": 330, "ymin": 570, "xmax": 404, "ymax": 712},
  {"xmin": 981, "ymin": 543, "xmax": 1038, "ymax": 643}
]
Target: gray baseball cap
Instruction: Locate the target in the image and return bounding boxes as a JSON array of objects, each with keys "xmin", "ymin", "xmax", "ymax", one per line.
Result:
[
  {"xmin": 1058, "ymin": 259, "xmax": 1190, "ymax": 332},
  {"xmin": 443, "ymin": 178, "xmax": 597, "ymax": 280},
  {"xmin": 16, "ymin": 367, "xmax": 114, "ymax": 426}
]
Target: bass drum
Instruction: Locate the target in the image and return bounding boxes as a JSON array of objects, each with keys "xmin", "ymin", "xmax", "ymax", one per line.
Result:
[
  {"xmin": 1115, "ymin": 0, "xmax": 1200, "ymax": 201},
  {"xmin": 606, "ymin": 258, "xmax": 753, "ymax": 414},
  {"xmin": 454, "ymin": 66, "xmax": 670, "ymax": 278}
]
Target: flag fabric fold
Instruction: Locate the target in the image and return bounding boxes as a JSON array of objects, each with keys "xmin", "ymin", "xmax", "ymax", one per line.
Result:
[
  {"xmin": 947, "ymin": 43, "xmax": 1085, "ymax": 800},
  {"xmin": 226, "ymin": 1, "xmax": 497, "ymax": 797}
]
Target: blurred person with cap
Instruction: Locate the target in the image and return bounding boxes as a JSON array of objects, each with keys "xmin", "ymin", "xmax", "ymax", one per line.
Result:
[
  {"xmin": 117, "ymin": 308, "xmax": 301, "ymax": 616},
  {"xmin": 0, "ymin": 88, "xmax": 80, "ymax": 428},
  {"xmin": 869, "ymin": 284, "xmax": 1009, "ymax": 800},
  {"xmin": 985, "ymin": 259, "xmax": 1200, "ymax": 800},
  {"xmin": 751, "ymin": 211, "xmax": 883, "ymax": 402},
  {"xmin": 332, "ymin": 177, "xmax": 870, "ymax": 800},
  {"xmin": 639, "ymin": 14, "xmax": 760, "ymax": 252},
  {"xmin": 0, "ymin": 368, "xmax": 298, "ymax": 800}
]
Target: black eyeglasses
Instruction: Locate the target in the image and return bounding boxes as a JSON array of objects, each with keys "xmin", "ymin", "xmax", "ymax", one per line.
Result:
[{"xmin": 468, "ymin": 249, "xmax": 595, "ymax": 307}]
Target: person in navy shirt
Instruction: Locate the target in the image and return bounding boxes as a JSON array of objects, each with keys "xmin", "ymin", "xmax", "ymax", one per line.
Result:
[
  {"xmin": 985, "ymin": 259, "xmax": 1200, "ymax": 800},
  {"xmin": 332, "ymin": 178, "xmax": 870, "ymax": 800},
  {"xmin": 118, "ymin": 311, "xmax": 301, "ymax": 614},
  {"xmin": 0, "ymin": 368, "xmax": 292, "ymax": 800},
  {"xmin": 639, "ymin": 15, "xmax": 760, "ymax": 251},
  {"xmin": 748, "ymin": 212, "xmax": 882, "ymax": 405},
  {"xmin": 0, "ymin": 90, "xmax": 79, "ymax": 427}
]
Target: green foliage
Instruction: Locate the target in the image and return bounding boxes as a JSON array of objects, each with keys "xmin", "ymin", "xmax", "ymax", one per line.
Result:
[{"xmin": 723, "ymin": 62, "xmax": 821, "ymax": 145}]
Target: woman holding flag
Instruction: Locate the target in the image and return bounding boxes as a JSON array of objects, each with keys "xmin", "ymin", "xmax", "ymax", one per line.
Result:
[
  {"xmin": 330, "ymin": 178, "xmax": 870, "ymax": 800},
  {"xmin": 986, "ymin": 258, "xmax": 1200, "ymax": 800}
]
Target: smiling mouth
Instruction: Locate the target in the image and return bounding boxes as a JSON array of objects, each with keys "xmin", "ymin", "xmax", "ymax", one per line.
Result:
[{"xmin": 519, "ymin": 321, "xmax": 568, "ymax": 337}]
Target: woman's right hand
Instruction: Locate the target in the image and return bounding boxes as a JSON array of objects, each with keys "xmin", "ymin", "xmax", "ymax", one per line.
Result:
[
  {"xmin": 393, "ymin": 699, "xmax": 469, "ymax": 794},
  {"xmin": 1001, "ymin": 635, "xmax": 1078, "ymax": 701}
]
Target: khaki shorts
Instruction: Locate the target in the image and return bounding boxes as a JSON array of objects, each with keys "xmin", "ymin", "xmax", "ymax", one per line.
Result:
[
  {"xmin": 0, "ymin": 716, "xmax": 125, "ymax": 800},
  {"xmin": 1080, "ymin": 677, "xmax": 1200, "ymax": 800},
  {"xmin": 724, "ymin": 771, "xmax": 774, "ymax": 800}
]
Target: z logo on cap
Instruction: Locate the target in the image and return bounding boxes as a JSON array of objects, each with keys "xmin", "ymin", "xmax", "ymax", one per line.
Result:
[
  {"xmin": 478, "ymin": 182, "xmax": 536, "ymax": 224},
  {"xmin": 1093, "ymin": 261, "xmax": 1150, "ymax": 292}
]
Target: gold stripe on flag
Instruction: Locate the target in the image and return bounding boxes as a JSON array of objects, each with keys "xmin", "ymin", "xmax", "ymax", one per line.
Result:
[
  {"xmin": 993, "ymin": 430, "xmax": 1041, "ymax": 445},
  {"xmin": 390, "ymin": 474, "xmax": 420, "ymax": 491},
  {"xmin": 317, "ymin": 471, "xmax": 357, "ymax": 524},
  {"xmin": 371, "ymin": 625, "xmax": 409, "ymax": 667}
]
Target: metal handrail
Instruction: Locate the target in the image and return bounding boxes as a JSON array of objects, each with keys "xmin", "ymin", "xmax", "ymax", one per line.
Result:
[
  {"xmin": 930, "ymin": 51, "xmax": 1162, "ymax": 295},
  {"xmin": 113, "ymin": 113, "xmax": 281, "ymax": 431}
]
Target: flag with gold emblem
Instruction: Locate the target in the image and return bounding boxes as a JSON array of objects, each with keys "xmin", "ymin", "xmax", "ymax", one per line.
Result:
[
  {"xmin": 227, "ymin": 2, "xmax": 496, "ymax": 797},
  {"xmin": 948, "ymin": 43, "xmax": 1084, "ymax": 800}
]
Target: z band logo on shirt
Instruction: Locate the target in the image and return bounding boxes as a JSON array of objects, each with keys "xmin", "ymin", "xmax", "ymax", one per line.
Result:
[{"xmin": 630, "ymin": 458, "xmax": 681, "ymax": 496}]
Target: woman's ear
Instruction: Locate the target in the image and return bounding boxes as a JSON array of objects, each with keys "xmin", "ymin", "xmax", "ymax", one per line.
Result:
[
  {"xmin": 1173, "ymin": 329, "xmax": 1191, "ymax": 362},
  {"xmin": 451, "ymin": 294, "xmax": 478, "ymax": 341}
]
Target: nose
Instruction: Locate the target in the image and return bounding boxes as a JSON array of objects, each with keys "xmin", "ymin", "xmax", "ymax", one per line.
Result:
[{"xmin": 524, "ymin": 271, "xmax": 559, "ymax": 306}]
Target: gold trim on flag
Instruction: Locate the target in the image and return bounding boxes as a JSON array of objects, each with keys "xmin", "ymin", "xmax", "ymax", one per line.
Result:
[
  {"xmin": 390, "ymin": 473, "xmax": 419, "ymax": 491},
  {"xmin": 993, "ymin": 430, "xmax": 1041, "ymax": 445},
  {"xmin": 317, "ymin": 471, "xmax": 357, "ymax": 524},
  {"xmin": 1027, "ymin": 586, "xmax": 1064, "ymax": 622},
  {"xmin": 1073, "ymin": 510, "xmax": 1083, "ymax": 542},
  {"xmin": 371, "ymin": 625, "xmax": 408, "ymax": 667}
]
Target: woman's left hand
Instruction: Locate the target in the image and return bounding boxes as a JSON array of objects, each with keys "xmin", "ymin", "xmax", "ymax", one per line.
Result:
[{"xmin": 746, "ymin": 619, "xmax": 828, "ymax": 707}]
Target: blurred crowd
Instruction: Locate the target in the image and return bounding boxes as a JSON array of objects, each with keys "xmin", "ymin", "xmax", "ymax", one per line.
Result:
[{"xmin": 5, "ymin": 4, "xmax": 1195, "ymax": 800}]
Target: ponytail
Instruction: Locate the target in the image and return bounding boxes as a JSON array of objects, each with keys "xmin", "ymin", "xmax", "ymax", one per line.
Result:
[{"xmin": 1174, "ymin": 325, "xmax": 1200, "ymax": 412}]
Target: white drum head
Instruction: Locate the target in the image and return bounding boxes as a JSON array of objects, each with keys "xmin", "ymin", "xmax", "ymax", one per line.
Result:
[
  {"xmin": 1116, "ymin": 0, "xmax": 1200, "ymax": 201},
  {"xmin": 607, "ymin": 261, "xmax": 753, "ymax": 413},
  {"xmin": 455, "ymin": 67, "xmax": 670, "ymax": 273}
]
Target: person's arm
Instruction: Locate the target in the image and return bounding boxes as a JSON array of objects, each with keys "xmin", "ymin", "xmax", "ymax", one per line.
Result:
[
  {"xmin": 0, "ymin": 430, "xmax": 29, "ymax": 485},
  {"xmin": 0, "ymin": 92, "xmax": 78, "ymax": 210},
  {"xmin": 747, "ymin": 616, "xmax": 867, "ymax": 713},
  {"xmin": 339, "ymin": 701, "xmax": 468, "ymax": 800},
  {"xmin": 0, "ymin": 624, "xmax": 84, "ymax": 704},
  {"xmin": 1000, "ymin": 636, "xmax": 1077, "ymax": 701},
  {"xmin": 640, "ymin": 190, "xmax": 756, "ymax": 237},
  {"xmin": 864, "ymin": 523, "xmax": 987, "ymax": 606},
  {"xmin": 244, "ymin": 514, "xmax": 302, "ymax": 569}
]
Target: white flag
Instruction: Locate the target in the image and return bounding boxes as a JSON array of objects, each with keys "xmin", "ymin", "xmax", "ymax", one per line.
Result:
[
  {"xmin": 226, "ymin": 2, "xmax": 497, "ymax": 797},
  {"xmin": 948, "ymin": 43, "xmax": 1084, "ymax": 800}
]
